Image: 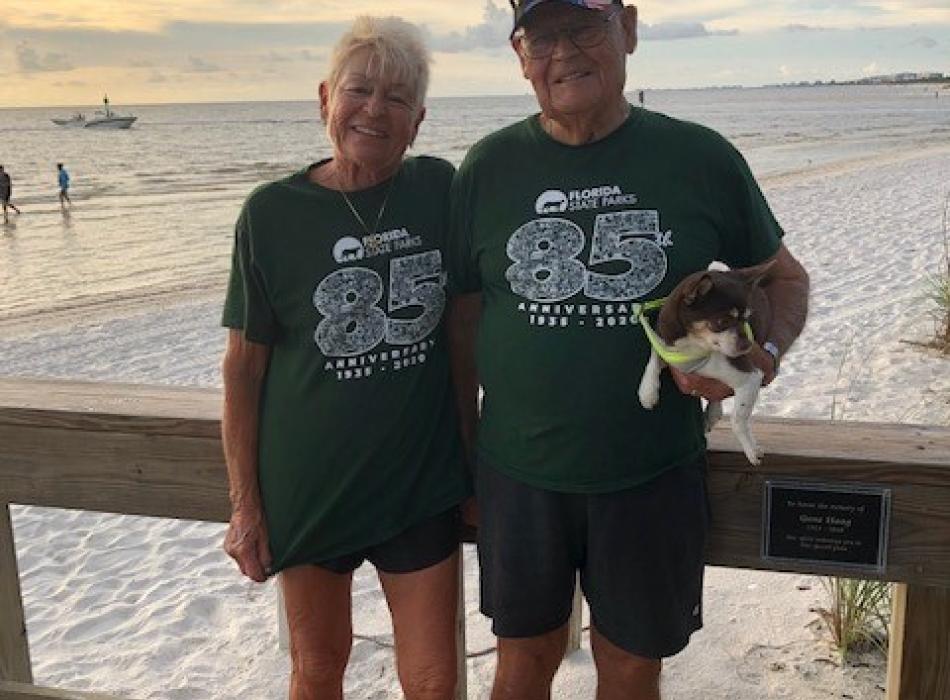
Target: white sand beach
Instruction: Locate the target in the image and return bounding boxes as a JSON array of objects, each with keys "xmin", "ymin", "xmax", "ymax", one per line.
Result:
[{"xmin": 5, "ymin": 143, "xmax": 950, "ymax": 699}]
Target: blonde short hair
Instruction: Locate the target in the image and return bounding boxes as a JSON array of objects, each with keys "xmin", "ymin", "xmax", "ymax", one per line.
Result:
[{"xmin": 326, "ymin": 16, "xmax": 431, "ymax": 113}]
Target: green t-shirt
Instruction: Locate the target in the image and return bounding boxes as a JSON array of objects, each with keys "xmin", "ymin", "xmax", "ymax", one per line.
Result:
[
  {"xmin": 449, "ymin": 108, "xmax": 783, "ymax": 493},
  {"xmin": 222, "ymin": 156, "xmax": 470, "ymax": 571}
]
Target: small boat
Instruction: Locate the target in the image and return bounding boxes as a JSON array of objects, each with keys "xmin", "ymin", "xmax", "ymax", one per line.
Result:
[
  {"xmin": 52, "ymin": 95, "xmax": 137, "ymax": 129},
  {"xmin": 52, "ymin": 113, "xmax": 87, "ymax": 127}
]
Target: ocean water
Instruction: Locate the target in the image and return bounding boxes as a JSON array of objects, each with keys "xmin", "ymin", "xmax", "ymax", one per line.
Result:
[{"xmin": 0, "ymin": 84, "xmax": 947, "ymax": 326}]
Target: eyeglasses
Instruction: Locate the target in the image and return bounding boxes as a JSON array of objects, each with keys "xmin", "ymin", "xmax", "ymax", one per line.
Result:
[{"xmin": 516, "ymin": 9, "xmax": 621, "ymax": 59}]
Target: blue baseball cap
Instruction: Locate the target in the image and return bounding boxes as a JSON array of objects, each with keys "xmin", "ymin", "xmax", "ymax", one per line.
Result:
[{"xmin": 510, "ymin": 0, "xmax": 622, "ymax": 34}]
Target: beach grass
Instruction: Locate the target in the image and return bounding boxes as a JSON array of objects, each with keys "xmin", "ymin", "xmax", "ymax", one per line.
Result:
[
  {"xmin": 817, "ymin": 578, "xmax": 891, "ymax": 659},
  {"xmin": 922, "ymin": 191, "xmax": 950, "ymax": 353},
  {"xmin": 822, "ymin": 347, "xmax": 893, "ymax": 662}
]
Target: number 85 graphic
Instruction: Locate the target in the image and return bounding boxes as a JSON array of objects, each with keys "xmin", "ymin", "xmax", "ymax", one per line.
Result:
[
  {"xmin": 313, "ymin": 250, "xmax": 444, "ymax": 357},
  {"xmin": 506, "ymin": 211, "xmax": 667, "ymax": 302}
]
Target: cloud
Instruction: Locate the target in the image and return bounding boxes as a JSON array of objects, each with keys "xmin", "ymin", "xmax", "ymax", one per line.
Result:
[
  {"xmin": 429, "ymin": 1, "xmax": 509, "ymax": 52},
  {"xmin": 185, "ymin": 55, "xmax": 222, "ymax": 73},
  {"xmin": 907, "ymin": 36, "xmax": 938, "ymax": 48},
  {"xmin": 862, "ymin": 61, "xmax": 879, "ymax": 75},
  {"xmin": 423, "ymin": 3, "xmax": 740, "ymax": 50},
  {"xmin": 15, "ymin": 43, "xmax": 74, "ymax": 72},
  {"xmin": 783, "ymin": 24, "xmax": 833, "ymax": 32},
  {"xmin": 640, "ymin": 22, "xmax": 738, "ymax": 41},
  {"xmin": 265, "ymin": 50, "xmax": 293, "ymax": 63}
]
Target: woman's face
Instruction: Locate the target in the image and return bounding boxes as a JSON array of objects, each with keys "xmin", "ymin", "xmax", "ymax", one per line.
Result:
[{"xmin": 321, "ymin": 49, "xmax": 424, "ymax": 173}]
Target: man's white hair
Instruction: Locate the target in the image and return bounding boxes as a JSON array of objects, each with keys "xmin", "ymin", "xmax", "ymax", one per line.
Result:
[{"xmin": 326, "ymin": 16, "xmax": 431, "ymax": 113}]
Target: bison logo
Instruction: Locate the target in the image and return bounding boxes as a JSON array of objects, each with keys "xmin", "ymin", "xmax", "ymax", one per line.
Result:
[
  {"xmin": 333, "ymin": 236, "xmax": 365, "ymax": 263},
  {"xmin": 535, "ymin": 190, "xmax": 568, "ymax": 215}
]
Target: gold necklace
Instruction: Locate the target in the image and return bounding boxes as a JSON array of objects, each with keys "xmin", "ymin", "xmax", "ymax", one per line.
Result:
[{"xmin": 339, "ymin": 168, "xmax": 398, "ymax": 238}]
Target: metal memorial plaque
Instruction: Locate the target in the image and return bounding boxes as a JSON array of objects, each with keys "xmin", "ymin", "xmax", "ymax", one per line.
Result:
[{"xmin": 762, "ymin": 481, "xmax": 891, "ymax": 572}]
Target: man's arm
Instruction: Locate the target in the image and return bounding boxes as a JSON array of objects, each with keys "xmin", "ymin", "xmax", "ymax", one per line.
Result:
[{"xmin": 673, "ymin": 244, "xmax": 809, "ymax": 398}]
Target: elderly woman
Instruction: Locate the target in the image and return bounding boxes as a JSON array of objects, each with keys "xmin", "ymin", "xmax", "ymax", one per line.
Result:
[{"xmin": 220, "ymin": 16, "xmax": 469, "ymax": 700}]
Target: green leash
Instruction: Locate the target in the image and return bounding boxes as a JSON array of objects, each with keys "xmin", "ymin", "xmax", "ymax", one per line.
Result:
[{"xmin": 638, "ymin": 297, "xmax": 753, "ymax": 368}]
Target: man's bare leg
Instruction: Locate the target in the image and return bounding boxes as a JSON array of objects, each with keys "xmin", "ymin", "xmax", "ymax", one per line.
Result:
[
  {"xmin": 491, "ymin": 623, "xmax": 568, "ymax": 700},
  {"xmin": 591, "ymin": 626, "xmax": 661, "ymax": 700}
]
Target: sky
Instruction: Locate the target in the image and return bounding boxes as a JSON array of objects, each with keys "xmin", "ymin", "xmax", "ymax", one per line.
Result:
[{"xmin": 1, "ymin": 1, "xmax": 949, "ymax": 108}]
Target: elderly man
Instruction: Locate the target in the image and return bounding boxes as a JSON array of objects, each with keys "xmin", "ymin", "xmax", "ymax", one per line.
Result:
[{"xmin": 448, "ymin": 1, "xmax": 809, "ymax": 699}]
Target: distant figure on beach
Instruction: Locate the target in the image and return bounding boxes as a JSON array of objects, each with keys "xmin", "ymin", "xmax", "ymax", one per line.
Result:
[
  {"xmin": 639, "ymin": 88, "xmax": 645, "ymax": 106},
  {"xmin": 220, "ymin": 16, "xmax": 469, "ymax": 700},
  {"xmin": 57, "ymin": 163, "xmax": 71, "ymax": 209},
  {"xmin": 0, "ymin": 165, "xmax": 22, "ymax": 223},
  {"xmin": 447, "ymin": 2, "xmax": 810, "ymax": 699}
]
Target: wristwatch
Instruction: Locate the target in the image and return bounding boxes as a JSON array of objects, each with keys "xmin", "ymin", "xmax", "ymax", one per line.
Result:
[{"xmin": 762, "ymin": 341, "xmax": 781, "ymax": 374}]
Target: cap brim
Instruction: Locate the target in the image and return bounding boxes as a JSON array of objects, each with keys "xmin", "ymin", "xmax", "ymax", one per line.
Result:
[{"xmin": 512, "ymin": 0, "xmax": 615, "ymax": 36}]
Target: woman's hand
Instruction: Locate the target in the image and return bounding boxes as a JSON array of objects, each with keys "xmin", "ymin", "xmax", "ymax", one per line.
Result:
[{"xmin": 223, "ymin": 506, "xmax": 272, "ymax": 583}]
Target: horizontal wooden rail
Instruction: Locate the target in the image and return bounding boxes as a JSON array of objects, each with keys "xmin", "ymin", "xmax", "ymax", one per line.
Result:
[
  {"xmin": 2, "ymin": 378, "xmax": 948, "ymax": 584},
  {"xmin": 1, "ymin": 377, "xmax": 949, "ymax": 700}
]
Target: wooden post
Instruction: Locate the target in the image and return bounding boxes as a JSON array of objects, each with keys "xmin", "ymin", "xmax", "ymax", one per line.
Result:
[
  {"xmin": 565, "ymin": 574, "xmax": 583, "ymax": 655},
  {"xmin": 276, "ymin": 582, "xmax": 289, "ymax": 651},
  {"xmin": 886, "ymin": 583, "xmax": 950, "ymax": 700},
  {"xmin": 454, "ymin": 548, "xmax": 467, "ymax": 700},
  {"xmin": 0, "ymin": 503, "xmax": 32, "ymax": 683}
]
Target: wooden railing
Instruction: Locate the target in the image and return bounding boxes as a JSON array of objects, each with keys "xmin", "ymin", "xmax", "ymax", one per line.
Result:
[{"xmin": 1, "ymin": 378, "xmax": 948, "ymax": 700}]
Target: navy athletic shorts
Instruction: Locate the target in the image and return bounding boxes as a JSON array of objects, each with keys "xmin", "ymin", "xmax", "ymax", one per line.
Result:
[
  {"xmin": 315, "ymin": 507, "xmax": 460, "ymax": 575},
  {"xmin": 477, "ymin": 458, "xmax": 709, "ymax": 659}
]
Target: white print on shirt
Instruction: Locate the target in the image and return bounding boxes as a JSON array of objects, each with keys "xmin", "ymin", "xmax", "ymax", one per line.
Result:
[
  {"xmin": 313, "ymin": 250, "xmax": 444, "ymax": 380},
  {"xmin": 534, "ymin": 185, "xmax": 639, "ymax": 215},
  {"xmin": 506, "ymin": 209, "xmax": 671, "ymax": 313},
  {"xmin": 332, "ymin": 227, "xmax": 423, "ymax": 263}
]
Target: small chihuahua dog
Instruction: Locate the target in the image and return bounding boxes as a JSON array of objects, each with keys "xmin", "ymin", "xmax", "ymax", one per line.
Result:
[{"xmin": 638, "ymin": 261, "xmax": 774, "ymax": 465}]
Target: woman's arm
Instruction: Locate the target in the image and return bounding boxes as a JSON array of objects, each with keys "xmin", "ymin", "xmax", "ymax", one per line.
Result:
[{"xmin": 221, "ymin": 329, "xmax": 273, "ymax": 582}]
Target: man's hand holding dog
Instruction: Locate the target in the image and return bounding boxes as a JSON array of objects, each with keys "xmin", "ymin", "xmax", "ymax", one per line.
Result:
[{"xmin": 671, "ymin": 344, "xmax": 778, "ymax": 400}]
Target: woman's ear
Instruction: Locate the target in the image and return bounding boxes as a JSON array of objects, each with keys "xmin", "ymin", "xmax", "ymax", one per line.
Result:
[{"xmin": 318, "ymin": 81, "xmax": 330, "ymax": 123}]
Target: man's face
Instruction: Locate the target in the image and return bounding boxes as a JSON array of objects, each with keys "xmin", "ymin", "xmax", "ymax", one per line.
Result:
[{"xmin": 513, "ymin": 2, "xmax": 637, "ymax": 119}]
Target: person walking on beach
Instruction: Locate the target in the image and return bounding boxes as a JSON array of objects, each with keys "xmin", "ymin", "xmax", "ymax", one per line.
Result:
[
  {"xmin": 447, "ymin": 1, "xmax": 810, "ymax": 699},
  {"xmin": 57, "ymin": 163, "xmax": 71, "ymax": 209},
  {"xmin": 221, "ymin": 16, "xmax": 469, "ymax": 700},
  {"xmin": 0, "ymin": 165, "xmax": 21, "ymax": 223}
]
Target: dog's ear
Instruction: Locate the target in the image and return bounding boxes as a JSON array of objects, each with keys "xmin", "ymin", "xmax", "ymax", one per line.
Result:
[
  {"xmin": 683, "ymin": 274, "xmax": 714, "ymax": 305},
  {"xmin": 736, "ymin": 259, "xmax": 776, "ymax": 288}
]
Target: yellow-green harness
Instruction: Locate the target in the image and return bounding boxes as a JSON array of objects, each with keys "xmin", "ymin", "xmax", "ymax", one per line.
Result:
[{"xmin": 638, "ymin": 297, "xmax": 754, "ymax": 370}]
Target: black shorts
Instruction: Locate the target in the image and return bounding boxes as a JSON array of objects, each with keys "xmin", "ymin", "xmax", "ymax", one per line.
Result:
[
  {"xmin": 315, "ymin": 507, "xmax": 460, "ymax": 575},
  {"xmin": 477, "ymin": 459, "xmax": 709, "ymax": 659}
]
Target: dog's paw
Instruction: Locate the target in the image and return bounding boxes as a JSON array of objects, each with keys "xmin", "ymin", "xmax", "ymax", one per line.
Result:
[
  {"xmin": 744, "ymin": 443, "xmax": 764, "ymax": 466},
  {"xmin": 638, "ymin": 383, "xmax": 660, "ymax": 410}
]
